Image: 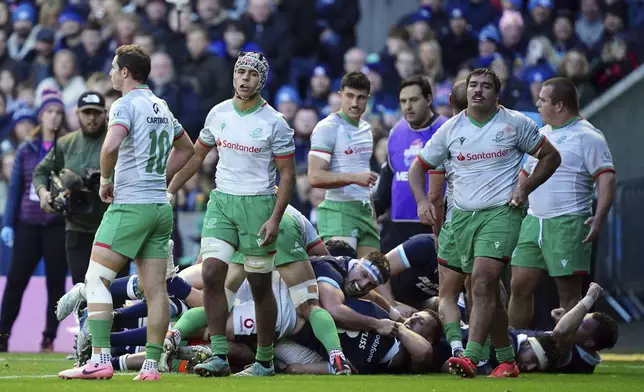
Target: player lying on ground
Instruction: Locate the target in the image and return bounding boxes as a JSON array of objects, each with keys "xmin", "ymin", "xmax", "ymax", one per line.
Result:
[{"xmin": 442, "ymin": 282, "xmax": 616, "ymax": 375}]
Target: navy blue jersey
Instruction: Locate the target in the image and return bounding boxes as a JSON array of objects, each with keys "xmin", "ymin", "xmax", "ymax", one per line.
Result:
[
  {"xmin": 337, "ymin": 297, "xmax": 399, "ymax": 374},
  {"xmin": 390, "ymin": 234, "xmax": 439, "ymax": 305},
  {"xmin": 311, "ymin": 256, "xmax": 352, "ymax": 290}
]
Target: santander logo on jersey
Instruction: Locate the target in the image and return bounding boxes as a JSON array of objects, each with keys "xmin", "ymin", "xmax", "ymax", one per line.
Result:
[
  {"xmin": 344, "ymin": 145, "xmax": 373, "ymax": 155},
  {"xmin": 457, "ymin": 148, "xmax": 511, "ymax": 161},
  {"xmin": 216, "ymin": 138, "xmax": 262, "ymax": 153}
]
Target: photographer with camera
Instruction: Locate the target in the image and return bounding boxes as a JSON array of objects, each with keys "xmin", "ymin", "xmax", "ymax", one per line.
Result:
[
  {"xmin": 0, "ymin": 90, "xmax": 68, "ymax": 352},
  {"xmin": 33, "ymin": 91, "xmax": 129, "ymax": 286}
]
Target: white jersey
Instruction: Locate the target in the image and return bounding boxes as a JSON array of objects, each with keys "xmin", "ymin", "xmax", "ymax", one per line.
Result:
[
  {"xmin": 523, "ymin": 117, "xmax": 615, "ymax": 219},
  {"xmin": 285, "ymin": 204, "xmax": 321, "ymax": 249},
  {"xmin": 309, "ymin": 112, "xmax": 374, "ymax": 202},
  {"xmin": 199, "ymin": 99, "xmax": 295, "ymax": 196},
  {"xmin": 234, "ymin": 271, "xmax": 297, "ymax": 340},
  {"xmin": 418, "ymin": 106, "xmax": 544, "ymax": 211},
  {"xmin": 108, "ymin": 85, "xmax": 184, "ymax": 204}
]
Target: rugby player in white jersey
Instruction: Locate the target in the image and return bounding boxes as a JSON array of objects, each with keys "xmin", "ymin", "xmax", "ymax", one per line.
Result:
[
  {"xmin": 58, "ymin": 45, "xmax": 195, "ymax": 381},
  {"xmin": 167, "ymin": 52, "xmax": 296, "ymax": 377},
  {"xmin": 308, "ymin": 72, "xmax": 380, "ymax": 258},
  {"xmin": 409, "ymin": 68, "xmax": 562, "ymax": 378},
  {"xmin": 508, "ymin": 77, "xmax": 616, "ymax": 328}
]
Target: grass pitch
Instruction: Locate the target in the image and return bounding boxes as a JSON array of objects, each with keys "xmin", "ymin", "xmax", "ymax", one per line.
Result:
[{"xmin": 0, "ymin": 353, "xmax": 642, "ymax": 392}]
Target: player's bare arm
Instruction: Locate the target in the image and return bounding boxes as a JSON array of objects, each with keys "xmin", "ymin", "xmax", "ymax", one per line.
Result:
[
  {"xmin": 511, "ymin": 140, "xmax": 561, "ymax": 206},
  {"xmin": 165, "ymin": 130, "xmax": 195, "ymax": 183},
  {"xmin": 408, "ymin": 158, "xmax": 435, "ymax": 226},
  {"xmin": 396, "ymin": 324, "xmax": 433, "ymax": 372},
  {"xmin": 583, "ymin": 172, "xmax": 616, "ymax": 243},
  {"xmin": 318, "ymin": 282, "xmax": 398, "ymax": 336},
  {"xmin": 427, "ymin": 170, "xmax": 446, "ymax": 237},
  {"xmin": 308, "ymin": 155, "xmax": 375, "ymax": 189},
  {"xmin": 362, "ymin": 290, "xmax": 402, "ymax": 322},
  {"xmin": 261, "ymin": 156, "xmax": 295, "ymax": 246},
  {"xmin": 167, "ymin": 141, "xmax": 212, "ymax": 195},
  {"xmin": 99, "ymin": 124, "xmax": 128, "ymax": 203},
  {"xmin": 551, "ymin": 283, "xmax": 603, "ymax": 359}
]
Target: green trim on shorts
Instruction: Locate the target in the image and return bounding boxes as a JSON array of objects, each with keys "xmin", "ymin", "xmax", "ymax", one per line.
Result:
[
  {"xmin": 511, "ymin": 214, "xmax": 592, "ymax": 277},
  {"xmin": 201, "ymin": 191, "xmax": 277, "ymax": 257},
  {"xmin": 94, "ymin": 203, "xmax": 173, "ymax": 259},
  {"xmin": 317, "ymin": 199, "xmax": 380, "ymax": 249},
  {"xmin": 451, "ymin": 204, "xmax": 525, "ymax": 274},
  {"xmin": 437, "ymin": 220, "xmax": 463, "ymax": 273}
]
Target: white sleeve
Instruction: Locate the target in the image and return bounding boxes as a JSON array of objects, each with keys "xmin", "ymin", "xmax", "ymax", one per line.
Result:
[
  {"xmin": 517, "ymin": 117, "xmax": 546, "ymax": 156},
  {"xmin": 583, "ymin": 132, "xmax": 615, "ymax": 180},
  {"xmin": 308, "ymin": 121, "xmax": 336, "ymax": 163},
  {"xmin": 198, "ymin": 109, "xmax": 217, "ymax": 147},
  {"xmin": 417, "ymin": 127, "xmax": 449, "ymax": 169},
  {"xmin": 108, "ymin": 99, "xmax": 132, "ymax": 134},
  {"xmin": 271, "ymin": 115, "xmax": 295, "ymax": 159}
]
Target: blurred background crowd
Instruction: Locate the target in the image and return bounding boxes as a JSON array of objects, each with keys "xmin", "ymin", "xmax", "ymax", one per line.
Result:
[{"xmin": 0, "ymin": 0, "xmax": 642, "ymax": 260}]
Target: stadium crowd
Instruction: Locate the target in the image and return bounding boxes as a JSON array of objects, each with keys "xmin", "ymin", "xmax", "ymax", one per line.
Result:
[{"xmin": 0, "ymin": 0, "xmax": 632, "ymax": 380}]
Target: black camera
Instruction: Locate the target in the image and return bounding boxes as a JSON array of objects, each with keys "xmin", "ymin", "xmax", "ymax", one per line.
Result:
[{"xmin": 48, "ymin": 170, "xmax": 101, "ymax": 215}]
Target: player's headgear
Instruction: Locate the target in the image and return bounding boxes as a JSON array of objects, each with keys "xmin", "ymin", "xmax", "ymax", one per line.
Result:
[{"xmin": 234, "ymin": 51, "xmax": 269, "ymax": 99}]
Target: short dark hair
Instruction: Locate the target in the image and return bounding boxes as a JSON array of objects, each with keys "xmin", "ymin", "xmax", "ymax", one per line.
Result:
[
  {"xmin": 325, "ymin": 239, "xmax": 357, "ymax": 259},
  {"xmin": 340, "ymin": 71, "xmax": 371, "ymax": 93},
  {"xmin": 388, "ymin": 24, "xmax": 410, "ymax": 41},
  {"xmin": 466, "ymin": 68, "xmax": 502, "ymax": 93},
  {"xmin": 187, "ymin": 24, "xmax": 209, "ymax": 39},
  {"xmin": 115, "ymin": 45, "xmax": 151, "ymax": 84},
  {"xmin": 451, "ymin": 79, "xmax": 468, "ymax": 112},
  {"xmin": 363, "ymin": 251, "xmax": 391, "ymax": 284},
  {"xmin": 542, "ymin": 77, "xmax": 580, "ymax": 113},
  {"xmin": 84, "ymin": 21, "xmax": 102, "ymax": 32},
  {"xmin": 591, "ymin": 312, "xmax": 619, "ymax": 350},
  {"xmin": 399, "ymin": 75, "xmax": 433, "ymax": 100}
]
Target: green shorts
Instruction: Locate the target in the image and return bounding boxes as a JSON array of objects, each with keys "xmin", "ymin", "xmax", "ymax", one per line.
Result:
[
  {"xmin": 201, "ymin": 191, "xmax": 276, "ymax": 257},
  {"xmin": 511, "ymin": 214, "xmax": 592, "ymax": 277},
  {"xmin": 437, "ymin": 220, "xmax": 463, "ymax": 273},
  {"xmin": 94, "ymin": 203, "xmax": 173, "ymax": 259},
  {"xmin": 317, "ymin": 199, "xmax": 380, "ymax": 249},
  {"xmin": 451, "ymin": 204, "xmax": 525, "ymax": 274},
  {"xmin": 230, "ymin": 211, "xmax": 308, "ymax": 267}
]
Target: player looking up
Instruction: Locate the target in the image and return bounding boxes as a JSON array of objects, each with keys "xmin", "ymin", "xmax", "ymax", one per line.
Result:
[
  {"xmin": 58, "ymin": 44, "xmax": 195, "ymax": 381},
  {"xmin": 167, "ymin": 52, "xmax": 296, "ymax": 377}
]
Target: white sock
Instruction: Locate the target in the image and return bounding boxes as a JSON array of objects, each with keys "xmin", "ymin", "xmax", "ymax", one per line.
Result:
[
  {"xmin": 141, "ymin": 359, "xmax": 158, "ymax": 371},
  {"xmin": 119, "ymin": 354, "xmax": 129, "ymax": 371},
  {"xmin": 91, "ymin": 348, "xmax": 112, "ymax": 364},
  {"xmin": 450, "ymin": 341, "xmax": 464, "ymax": 356}
]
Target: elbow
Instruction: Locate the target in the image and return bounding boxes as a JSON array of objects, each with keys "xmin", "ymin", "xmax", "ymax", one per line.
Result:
[
  {"xmin": 308, "ymin": 172, "xmax": 322, "ymax": 188},
  {"xmin": 551, "ymin": 150, "xmax": 562, "ymax": 169}
]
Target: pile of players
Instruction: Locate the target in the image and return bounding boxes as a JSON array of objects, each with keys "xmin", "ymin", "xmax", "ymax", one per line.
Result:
[{"xmin": 54, "ymin": 45, "xmax": 618, "ymax": 381}]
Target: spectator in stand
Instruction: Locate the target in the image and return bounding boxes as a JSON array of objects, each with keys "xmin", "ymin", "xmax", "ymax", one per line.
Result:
[
  {"xmin": 3, "ymin": 108, "xmax": 37, "ymax": 150},
  {"xmin": 559, "ymin": 49, "xmax": 596, "ymax": 107},
  {"xmin": 592, "ymin": 36, "xmax": 639, "ymax": 93},
  {"xmin": 498, "ymin": 9, "xmax": 529, "ymax": 76},
  {"xmin": 0, "ymin": 69, "xmax": 22, "ymax": 114},
  {"xmin": 35, "ymin": 49, "xmax": 86, "ymax": 112},
  {"xmin": 524, "ymin": 0, "xmax": 555, "ymax": 39},
  {"xmin": 0, "ymin": 93, "xmax": 9, "ymax": 135},
  {"xmin": 576, "ymin": 0, "xmax": 605, "ymax": 57},
  {"xmin": 148, "ymin": 51, "xmax": 200, "ymax": 139},
  {"xmin": 241, "ymin": 0, "xmax": 292, "ymax": 93},
  {"xmin": 133, "ymin": 29, "xmax": 156, "ymax": 56},
  {"xmin": 110, "ymin": 12, "xmax": 139, "ymax": 50},
  {"xmin": 162, "ymin": 5, "xmax": 192, "ymax": 63},
  {"xmin": 380, "ymin": 25, "xmax": 411, "ymax": 87},
  {"xmin": 0, "ymin": 30, "xmax": 21, "ymax": 80},
  {"xmin": 75, "ymin": 21, "xmax": 111, "ymax": 79},
  {"xmin": 182, "ymin": 25, "xmax": 230, "ymax": 122},
  {"xmin": 210, "ymin": 19, "xmax": 262, "ymax": 79},
  {"xmin": 419, "ymin": 39, "xmax": 445, "ymax": 84},
  {"xmin": 292, "ymin": 105, "xmax": 318, "ymax": 168},
  {"xmin": 56, "ymin": 7, "xmax": 84, "ymax": 53},
  {"xmin": 468, "ymin": 24, "xmax": 502, "ymax": 69},
  {"xmin": 322, "ymin": 91, "xmax": 342, "ymax": 117},
  {"xmin": 197, "ymin": 0, "xmax": 230, "ymax": 42},
  {"xmin": 490, "ymin": 56, "xmax": 534, "ymax": 112},
  {"xmin": 466, "ymin": 0, "xmax": 501, "ymax": 33},
  {"xmin": 551, "ymin": 10, "xmax": 579, "ymax": 63},
  {"xmin": 405, "ymin": 8, "xmax": 434, "ymax": 48},
  {"xmin": 140, "ymin": 0, "xmax": 171, "ymax": 42},
  {"xmin": 274, "ymin": 85, "xmax": 300, "ymax": 126},
  {"xmin": 0, "ymin": 90, "xmax": 68, "ymax": 353},
  {"xmin": 440, "ymin": 5, "xmax": 478, "ymax": 78},
  {"xmin": 331, "ymin": 47, "xmax": 366, "ymax": 90},
  {"xmin": 29, "ymin": 28, "xmax": 55, "ymax": 86},
  {"xmin": 7, "ymin": 2, "xmax": 39, "ymax": 64},
  {"xmin": 305, "ymin": 64, "xmax": 332, "ymax": 114},
  {"xmin": 316, "ymin": 0, "xmax": 361, "ymax": 76}
]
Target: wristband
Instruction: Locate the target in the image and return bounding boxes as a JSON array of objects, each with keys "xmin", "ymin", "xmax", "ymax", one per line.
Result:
[{"xmin": 100, "ymin": 176, "xmax": 112, "ymax": 185}]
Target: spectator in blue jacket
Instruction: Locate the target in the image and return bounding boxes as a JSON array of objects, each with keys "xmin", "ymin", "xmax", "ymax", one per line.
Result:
[{"xmin": 0, "ymin": 90, "xmax": 68, "ymax": 353}]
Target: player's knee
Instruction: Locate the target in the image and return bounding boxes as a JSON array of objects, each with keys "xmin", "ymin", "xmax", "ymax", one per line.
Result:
[
  {"xmin": 243, "ymin": 255, "xmax": 274, "ymax": 274},
  {"xmin": 289, "ymin": 279, "xmax": 319, "ymax": 310},
  {"xmin": 201, "ymin": 237, "xmax": 235, "ymax": 263},
  {"xmin": 85, "ymin": 261, "xmax": 118, "ymax": 304},
  {"xmin": 471, "ymin": 276, "xmax": 495, "ymax": 298},
  {"xmin": 202, "ymin": 258, "xmax": 227, "ymax": 284}
]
